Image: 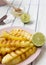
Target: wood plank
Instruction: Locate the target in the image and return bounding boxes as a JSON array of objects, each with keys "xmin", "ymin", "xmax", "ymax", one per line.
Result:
[
  {"xmin": 32, "ymin": 0, "xmax": 46, "ymax": 65},
  {"xmin": 0, "ymin": 23, "xmax": 12, "ymax": 29},
  {"xmin": 0, "ymin": 0, "xmax": 15, "ymax": 25},
  {"xmin": 12, "ymin": 0, "xmax": 23, "ymax": 26},
  {"xmin": 25, "ymin": 0, "xmax": 39, "ymax": 30},
  {"xmin": 0, "ymin": 6, "xmax": 9, "ymax": 18},
  {"xmin": 6, "ymin": 0, "xmax": 22, "ymax": 24},
  {"xmin": 0, "ymin": 0, "xmax": 13, "ymax": 18}
]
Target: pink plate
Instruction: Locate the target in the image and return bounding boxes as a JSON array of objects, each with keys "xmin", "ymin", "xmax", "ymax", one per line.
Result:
[{"xmin": 0, "ymin": 26, "xmax": 41, "ymax": 65}]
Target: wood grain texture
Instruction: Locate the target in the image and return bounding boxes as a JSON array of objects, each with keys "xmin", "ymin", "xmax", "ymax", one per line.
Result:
[{"xmin": 32, "ymin": 0, "xmax": 46, "ymax": 65}]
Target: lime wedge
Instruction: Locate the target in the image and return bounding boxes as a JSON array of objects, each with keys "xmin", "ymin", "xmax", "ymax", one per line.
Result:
[
  {"xmin": 32, "ymin": 32, "xmax": 45, "ymax": 46},
  {"xmin": 20, "ymin": 13, "xmax": 30, "ymax": 23}
]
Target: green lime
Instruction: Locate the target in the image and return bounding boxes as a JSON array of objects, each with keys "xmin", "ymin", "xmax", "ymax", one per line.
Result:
[
  {"xmin": 32, "ymin": 32, "xmax": 45, "ymax": 46},
  {"xmin": 20, "ymin": 13, "xmax": 30, "ymax": 23}
]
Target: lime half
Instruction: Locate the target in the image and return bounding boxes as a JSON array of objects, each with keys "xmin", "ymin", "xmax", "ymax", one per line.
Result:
[
  {"xmin": 32, "ymin": 32, "xmax": 45, "ymax": 46},
  {"xmin": 20, "ymin": 13, "xmax": 30, "ymax": 23}
]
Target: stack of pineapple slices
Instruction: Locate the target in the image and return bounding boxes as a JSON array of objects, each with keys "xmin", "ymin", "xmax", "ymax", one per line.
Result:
[
  {"xmin": 2, "ymin": 44, "xmax": 36, "ymax": 65},
  {"xmin": 0, "ymin": 29, "xmax": 37, "ymax": 65}
]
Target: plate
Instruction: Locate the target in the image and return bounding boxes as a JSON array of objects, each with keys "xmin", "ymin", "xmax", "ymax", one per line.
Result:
[{"xmin": 0, "ymin": 26, "xmax": 41, "ymax": 65}]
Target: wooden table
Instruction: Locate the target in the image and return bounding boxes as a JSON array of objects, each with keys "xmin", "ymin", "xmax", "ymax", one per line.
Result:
[{"xmin": 0, "ymin": 0, "xmax": 46, "ymax": 65}]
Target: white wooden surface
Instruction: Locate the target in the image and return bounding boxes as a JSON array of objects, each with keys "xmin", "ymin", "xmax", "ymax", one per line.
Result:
[
  {"xmin": 33, "ymin": 0, "xmax": 46, "ymax": 65},
  {"xmin": 0, "ymin": 0, "xmax": 46, "ymax": 65}
]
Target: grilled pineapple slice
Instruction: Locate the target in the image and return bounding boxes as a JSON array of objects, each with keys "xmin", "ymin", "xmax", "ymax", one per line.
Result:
[
  {"xmin": 9, "ymin": 56, "xmax": 21, "ymax": 65},
  {"xmin": 0, "ymin": 29, "xmax": 37, "ymax": 65},
  {"xmin": 2, "ymin": 54, "xmax": 13, "ymax": 64},
  {"xmin": 2, "ymin": 46, "xmax": 37, "ymax": 64},
  {"xmin": 21, "ymin": 54, "xmax": 26, "ymax": 60},
  {"xmin": 10, "ymin": 29, "xmax": 32, "ymax": 41},
  {"xmin": 0, "ymin": 56, "xmax": 2, "ymax": 62}
]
